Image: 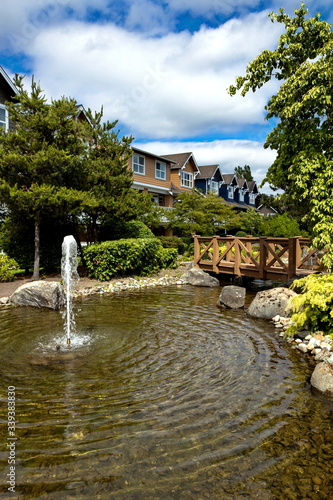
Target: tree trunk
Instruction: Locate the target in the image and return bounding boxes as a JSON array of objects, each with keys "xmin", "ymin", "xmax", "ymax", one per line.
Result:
[{"xmin": 31, "ymin": 213, "xmax": 40, "ymax": 280}]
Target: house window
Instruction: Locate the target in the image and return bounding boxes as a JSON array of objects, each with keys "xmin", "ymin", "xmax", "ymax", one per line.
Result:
[
  {"xmin": 155, "ymin": 161, "xmax": 166, "ymax": 180},
  {"xmin": 132, "ymin": 154, "xmax": 145, "ymax": 175},
  {"xmin": 239, "ymin": 190, "xmax": 244, "ymax": 202},
  {"xmin": 152, "ymin": 194, "xmax": 165, "ymax": 206},
  {"xmin": 227, "ymin": 185, "xmax": 234, "ymax": 199},
  {"xmin": 211, "ymin": 181, "xmax": 219, "ymax": 194},
  {"xmin": 249, "ymin": 193, "xmax": 256, "ymax": 204},
  {"xmin": 0, "ymin": 105, "xmax": 8, "ymax": 131},
  {"xmin": 181, "ymin": 171, "xmax": 193, "ymax": 188}
]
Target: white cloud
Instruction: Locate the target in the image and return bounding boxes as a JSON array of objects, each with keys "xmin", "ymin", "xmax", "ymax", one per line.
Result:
[
  {"xmin": 136, "ymin": 139, "xmax": 277, "ymax": 194},
  {"xmin": 21, "ymin": 11, "xmax": 282, "ymax": 139}
]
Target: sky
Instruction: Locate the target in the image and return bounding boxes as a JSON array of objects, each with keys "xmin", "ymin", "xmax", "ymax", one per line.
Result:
[{"xmin": 0, "ymin": 0, "xmax": 332, "ymax": 194}]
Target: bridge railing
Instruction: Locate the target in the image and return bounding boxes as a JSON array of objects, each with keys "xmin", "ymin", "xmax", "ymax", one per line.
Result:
[{"xmin": 194, "ymin": 235, "xmax": 326, "ymax": 281}]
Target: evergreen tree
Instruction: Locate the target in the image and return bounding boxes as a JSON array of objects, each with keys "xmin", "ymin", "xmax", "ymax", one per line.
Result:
[{"xmin": 234, "ymin": 165, "xmax": 253, "ymax": 181}]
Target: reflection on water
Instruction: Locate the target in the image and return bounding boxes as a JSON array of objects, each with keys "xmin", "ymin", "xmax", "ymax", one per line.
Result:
[{"xmin": 0, "ymin": 285, "xmax": 332, "ymax": 499}]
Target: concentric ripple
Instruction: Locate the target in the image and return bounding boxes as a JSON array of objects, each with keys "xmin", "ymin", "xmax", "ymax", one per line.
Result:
[{"xmin": 0, "ymin": 285, "xmax": 332, "ymax": 499}]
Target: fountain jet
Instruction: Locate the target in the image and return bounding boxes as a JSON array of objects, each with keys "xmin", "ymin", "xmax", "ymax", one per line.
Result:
[{"xmin": 61, "ymin": 235, "xmax": 79, "ymax": 347}]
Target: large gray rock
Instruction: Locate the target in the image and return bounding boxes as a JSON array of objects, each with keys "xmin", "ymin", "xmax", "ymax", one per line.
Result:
[
  {"xmin": 247, "ymin": 287, "xmax": 297, "ymax": 320},
  {"xmin": 217, "ymin": 285, "xmax": 246, "ymax": 309},
  {"xmin": 181, "ymin": 267, "xmax": 220, "ymax": 287},
  {"xmin": 310, "ymin": 361, "xmax": 333, "ymax": 396},
  {"xmin": 9, "ymin": 281, "xmax": 65, "ymax": 310}
]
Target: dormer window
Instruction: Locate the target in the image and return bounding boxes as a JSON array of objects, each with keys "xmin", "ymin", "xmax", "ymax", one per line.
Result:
[
  {"xmin": 249, "ymin": 193, "xmax": 256, "ymax": 204},
  {"xmin": 211, "ymin": 181, "xmax": 219, "ymax": 194},
  {"xmin": 239, "ymin": 190, "xmax": 244, "ymax": 202},
  {"xmin": 181, "ymin": 171, "xmax": 193, "ymax": 188},
  {"xmin": 0, "ymin": 105, "xmax": 8, "ymax": 132},
  {"xmin": 227, "ymin": 185, "xmax": 234, "ymax": 199}
]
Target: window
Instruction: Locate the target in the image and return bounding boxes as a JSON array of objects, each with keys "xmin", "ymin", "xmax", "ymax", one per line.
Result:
[
  {"xmin": 181, "ymin": 171, "xmax": 193, "ymax": 188},
  {"xmin": 0, "ymin": 105, "xmax": 8, "ymax": 131},
  {"xmin": 151, "ymin": 194, "xmax": 165, "ymax": 206},
  {"xmin": 132, "ymin": 154, "xmax": 145, "ymax": 175},
  {"xmin": 227, "ymin": 185, "xmax": 234, "ymax": 199},
  {"xmin": 211, "ymin": 181, "xmax": 219, "ymax": 194},
  {"xmin": 155, "ymin": 161, "xmax": 166, "ymax": 180},
  {"xmin": 249, "ymin": 193, "xmax": 256, "ymax": 204},
  {"xmin": 239, "ymin": 190, "xmax": 244, "ymax": 202}
]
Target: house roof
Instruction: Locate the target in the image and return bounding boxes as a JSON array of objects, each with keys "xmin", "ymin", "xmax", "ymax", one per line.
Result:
[
  {"xmin": 162, "ymin": 152, "xmax": 200, "ymax": 172},
  {"xmin": 0, "ymin": 66, "xmax": 18, "ymax": 97},
  {"xmin": 247, "ymin": 180, "xmax": 258, "ymax": 193},
  {"xmin": 196, "ymin": 164, "xmax": 220, "ymax": 179},
  {"xmin": 237, "ymin": 178, "xmax": 249, "ymax": 189},
  {"xmin": 222, "ymin": 174, "xmax": 237, "ymax": 185},
  {"xmin": 131, "ymin": 146, "xmax": 177, "ymax": 164},
  {"xmin": 170, "ymin": 183, "xmax": 183, "ymax": 194}
]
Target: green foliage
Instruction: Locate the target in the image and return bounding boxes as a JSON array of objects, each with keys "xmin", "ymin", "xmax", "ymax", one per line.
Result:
[
  {"xmin": 158, "ymin": 236, "xmax": 186, "ymax": 254},
  {"xmin": 234, "ymin": 165, "xmax": 253, "ymax": 181},
  {"xmin": 229, "ymin": 3, "xmax": 333, "ymax": 267},
  {"xmin": 168, "ymin": 191, "xmax": 240, "ymax": 236},
  {"xmin": 262, "ymin": 213, "xmax": 305, "ymax": 237},
  {"xmin": 235, "ymin": 230, "xmax": 247, "ymax": 237},
  {"xmin": 239, "ymin": 208, "xmax": 264, "ymax": 236},
  {"xmin": 99, "ymin": 219, "xmax": 155, "ymax": 241},
  {"xmin": 287, "ymin": 273, "xmax": 333, "ymax": 337},
  {"xmin": 0, "ymin": 254, "xmax": 19, "ymax": 282},
  {"xmin": 83, "ymin": 238, "xmax": 177, "ymax": 281}
]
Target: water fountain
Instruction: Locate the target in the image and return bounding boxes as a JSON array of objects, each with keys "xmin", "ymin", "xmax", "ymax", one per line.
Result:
[{"xmin": 61, "ymin": 235, "xmax": 79, "ymax": 347}]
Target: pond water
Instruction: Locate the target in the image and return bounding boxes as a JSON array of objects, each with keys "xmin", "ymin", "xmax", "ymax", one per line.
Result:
[{"xmin": 0, "ymin": 285, "xmax": 332, "ymax": 499}]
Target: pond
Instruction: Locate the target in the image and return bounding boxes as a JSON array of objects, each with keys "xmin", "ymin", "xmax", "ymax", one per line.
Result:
[{"xmin": 0, "ymin": 285, "xmax": 332, "ymax": 499}]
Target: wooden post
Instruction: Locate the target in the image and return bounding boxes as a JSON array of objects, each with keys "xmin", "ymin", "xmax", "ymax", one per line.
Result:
[
  {"xmin": 259, "ymin": 237, "xmax": 267, "ymax": 279},
  {"xmin": 288, "ymin": 237, "xmax": 298, "ymax": 279},
  {"xmin": 194, "ymin": 235, "xmax": 200, "ymax": 267},
  {"xmin": 234, "ymin": 238, "xmax": 240, "ymax": 276},
  {"xmin": 213, "ymin": 236, "xmax": 219, "ymax": 273}
]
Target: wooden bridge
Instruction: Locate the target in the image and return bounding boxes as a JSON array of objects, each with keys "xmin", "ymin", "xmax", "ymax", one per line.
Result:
[{"xmin": 194, "ymin": 235, "xmax": 326, "ymax": 282}]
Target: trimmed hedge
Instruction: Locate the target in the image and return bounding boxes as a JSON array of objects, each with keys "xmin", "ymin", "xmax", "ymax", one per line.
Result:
[
  {"xmin": 83, "ymin": 238, "xmax": 178, "ymax": 281},
  {"xmin": 158, "ymin": 236, "xmax": 186, "ymax": 254}
]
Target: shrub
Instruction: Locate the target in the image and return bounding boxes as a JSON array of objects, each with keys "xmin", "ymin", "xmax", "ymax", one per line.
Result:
[
  {"xmin": 99, "ymin": 220, "xmax": 155, "ymax": 241},
  {"xmin": 0, "ymin": 254, "xmax": 19, "ymax": 282},
  {"xmin": 156, "ymin": 247, "xmax": 178, "ymax": 269},
  {"xmin": 235, "ymin": 230, "xmax": 248, "ymax": 237},
  {"xmin": 158, "ymin": 236, "xmax": 186, "ymax": 254},
  {"xmin": 83, "ymin": 238, "xmax": 177, "ymax": 280},
  {"xmin": 287, "ymin": 273, "xmax": 333, "ymax": 338}
]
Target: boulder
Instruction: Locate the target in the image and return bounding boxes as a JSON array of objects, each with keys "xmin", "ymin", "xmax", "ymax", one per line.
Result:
[
  {"xmin": 9, "ymin": 281, "xmax": 65, "ymax": 310},
  {"xmin": 181, "ymin": 267, "xmax": 220, "ymax": 287},
  {"xmin": 247, "ymin": 287, "xmax": 297, "ymax": 320},
  {"xmin": 310, "ymin": 361, "xmax": 333, "ymax": 397},
  {"xmin": 217, "ymin": 285, "xmax": 246, "ymax": 309}
]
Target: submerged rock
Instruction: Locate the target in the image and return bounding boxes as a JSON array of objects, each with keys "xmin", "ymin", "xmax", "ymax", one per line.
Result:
[
  {"xmin": 217, "ymin": 285, "xmax": 246, "ymax": 309},
  {"xmin": 181, "ymin": 267, "xmax": 220, "ymax": 287},
  {"xmin": 247, "ymin": 287, "xmax": 297, "ymax": 320},
  {"xmin": 9, "ymin": 281, "xmax": 65, "ymax": 310}
]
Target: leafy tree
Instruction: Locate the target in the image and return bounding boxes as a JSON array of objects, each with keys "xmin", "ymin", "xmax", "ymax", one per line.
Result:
[
  {"xmin": 229, "ymin": 3, "xmax": 333, "ymax": 268},
  {"xmin": 0, "ymin": 76, "xmax": 89, "ymax": 279},
  {"xmin": 167, "ymin": 191, "xmax": 240, "ymax": 236},
  {"xmin": 234, "ymin": 165, "xmax": 253, "ymax": 181},
  {"xmin": 262, "ymin": 213, "xmax": 305, "ymax": 237},
  {"xmin": 239, "ymin": 208, "xmax": 264, "ymax": 236}
]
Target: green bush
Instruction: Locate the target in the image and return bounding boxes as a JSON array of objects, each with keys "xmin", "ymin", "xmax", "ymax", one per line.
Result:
[
  {"xmin": 99, "ymin": 220, "xmax": 155, "ymax": 241},
  {"xmin": 235, "ymin": 230, "xmax": 248, "ymax": 237},
  {"xmin": 156, "ymin": 247, "xmax": 178, "ymax": 269},
  {"xmin": 83, "ymin": 238, "xmax": 177, "ymax": 281},
  {"xmin": 158, "ymin": 236, "xmax": 186, "ymax": 254},
  {"xmin": 0, "ymin": 254, "xmax": 19, "ymax": 282},
  {"xmin": 287, "ymin": 273, "xmax": 333, "ymax": 338}
]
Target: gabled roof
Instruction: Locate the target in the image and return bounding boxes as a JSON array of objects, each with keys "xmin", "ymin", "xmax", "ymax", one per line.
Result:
[
  {"xmin": 196, "ymin": 164, "xmax": 221, "ymax": 180},
  {"xmin": 247, "ymin": 180, "xmax": 258, "ymax": 193},
  {"xmin": 132, "ymin": 146, "xmax": 177, "ymax": 164},
  {"xmin": 222, "ymin": 173, "xmax": 238, "ymax": 185},
  {"xmin": 236, "ymin": 178, "xmax": 249, "ymax": 190},
  {"xmin": 0, "ymin": 66, "xmax": 18, "ymax": 97},
  {"xmin": 162, "ymin": 152, "xmax": 200, "ymax": 172}
]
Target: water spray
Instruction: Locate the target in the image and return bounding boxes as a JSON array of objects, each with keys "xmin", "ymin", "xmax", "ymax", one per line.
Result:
[{"xmin": 61, "ymin": 235, "xmax": 79, "ymax": 348}]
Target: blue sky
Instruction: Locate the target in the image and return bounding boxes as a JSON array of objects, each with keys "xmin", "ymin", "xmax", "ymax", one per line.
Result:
[{"xmin": 0, "ymin": 0, "xmax": 332, "ymax": 193}]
